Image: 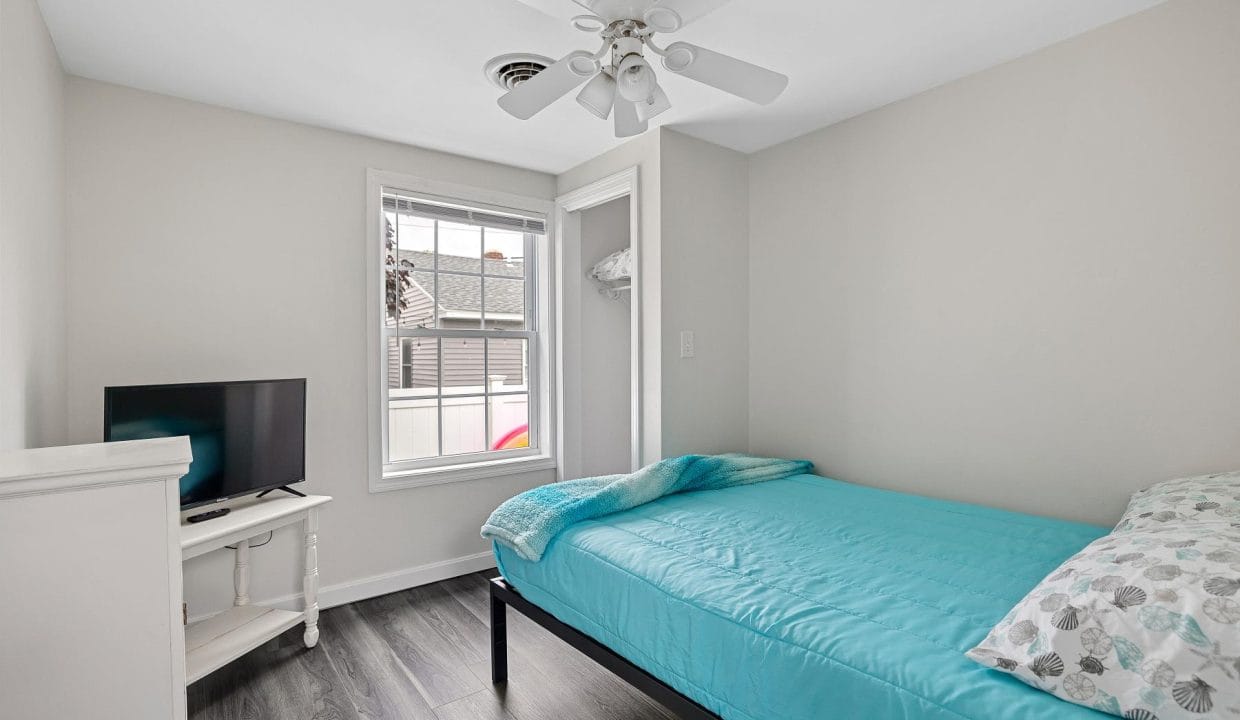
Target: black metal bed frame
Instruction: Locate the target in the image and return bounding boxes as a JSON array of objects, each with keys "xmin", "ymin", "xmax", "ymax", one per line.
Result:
[{"xmin": 489, "ymin": 578, "xmax": 722, "ymax": 720}]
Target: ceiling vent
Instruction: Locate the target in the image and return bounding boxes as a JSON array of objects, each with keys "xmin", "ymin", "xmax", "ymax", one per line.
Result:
[{"xmin": 485, "ymin": 54, "xmax": 555, "ymax": 91}]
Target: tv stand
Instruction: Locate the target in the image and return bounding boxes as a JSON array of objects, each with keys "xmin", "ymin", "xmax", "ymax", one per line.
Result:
[
  {"xmin": 180, "ymin": 493, "xmax": 331, "ymax": 684},
  {"xmin": 256, "ymin": 485, "xmax": 306, "ymax": 499}
]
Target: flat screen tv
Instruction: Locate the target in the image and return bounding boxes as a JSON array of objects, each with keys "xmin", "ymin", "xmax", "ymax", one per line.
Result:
[{"xmin": 104, "ymin": 379, "xmax": 306, "ymax": 509}]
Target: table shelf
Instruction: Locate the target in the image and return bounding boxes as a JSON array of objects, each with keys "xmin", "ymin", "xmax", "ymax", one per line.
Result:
[{"xmin": 185, "ymin": 606, "xmax": 305, "ymax": 683}]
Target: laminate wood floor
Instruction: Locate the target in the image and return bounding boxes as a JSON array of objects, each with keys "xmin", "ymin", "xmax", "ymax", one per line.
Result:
[{"xmin": 188, "ymin": 570, "xmax": 677, "ymax": 720}]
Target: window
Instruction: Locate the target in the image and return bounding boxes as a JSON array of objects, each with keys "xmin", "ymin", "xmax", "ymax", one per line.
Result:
[{"xmin": 370, "ymin": 174, "xmax": 554, "ymax": 489}]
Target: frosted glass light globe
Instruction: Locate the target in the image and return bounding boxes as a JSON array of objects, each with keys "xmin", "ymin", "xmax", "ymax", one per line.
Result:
[{"xmin": 616, "ymin": 54, "xmax": 656, "ymax": 103}]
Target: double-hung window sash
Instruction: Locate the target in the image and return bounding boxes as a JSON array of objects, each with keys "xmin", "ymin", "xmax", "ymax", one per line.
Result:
[{"xmin": 381, "ymin": 190, "xmax": 545, "ymax": 473}]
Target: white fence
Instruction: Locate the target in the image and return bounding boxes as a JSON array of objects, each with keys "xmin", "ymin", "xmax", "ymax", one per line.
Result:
[{"xmin": 388, "ymin": 378, "xmax": 528, "ymax": 461}]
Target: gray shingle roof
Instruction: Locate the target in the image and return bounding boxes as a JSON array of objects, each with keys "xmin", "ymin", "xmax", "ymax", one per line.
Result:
[{"xmin": 398, "ymin": 250, "xmax": 524, "ymax": 315}]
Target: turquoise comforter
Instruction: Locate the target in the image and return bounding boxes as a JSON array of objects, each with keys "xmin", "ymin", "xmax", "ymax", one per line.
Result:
[
  {"xmin": 494, "ymin": 474, "xmax": 1112, "ymax": 720},
  {"xmin": 483, "ymin": 454, "xmax": 812, "ymax": 561}
]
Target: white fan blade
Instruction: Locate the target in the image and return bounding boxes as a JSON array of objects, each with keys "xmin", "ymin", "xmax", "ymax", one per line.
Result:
[
  {"xmin": 513, "ymin": 0, "xmax": 610, "ymax": 18},
  {"xmin": 498, "ymin": 51, "xmax": 597, "ymax": 120},
  {"xmin": 614, "ymin": 99, "xmax": 648, "ymax": 137},
  {"xmin": 650, "ymin": 0, "xmax": 731, "ymax": 29},
  {"xmin": 573, "ymin": 1, "xmax": 658, "ymax": 22},
  {"xmin": 514, "ymin": 0, "xmax": 725, "ymax": 28},
  {"xmin": 512, "ymin": 0, "xmax": 576, "ymax": 18},
  {"xmin": 661, "ymin": 41, "xmax": 787, "ymax": 105}
]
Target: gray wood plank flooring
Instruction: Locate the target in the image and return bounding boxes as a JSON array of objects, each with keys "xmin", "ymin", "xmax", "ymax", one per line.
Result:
[{"xmin": 188, "ymin": 571, "xmax": 675, "ymax": 720}]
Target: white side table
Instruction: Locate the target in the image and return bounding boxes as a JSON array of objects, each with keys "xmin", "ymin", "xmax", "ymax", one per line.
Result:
[{"xmin": 180, "ymin": 493, "xmax": 331, "ymax": 683}]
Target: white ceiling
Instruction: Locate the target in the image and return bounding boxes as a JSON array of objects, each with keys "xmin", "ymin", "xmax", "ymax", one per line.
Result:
[{"xmin": 38, "ymin": 0, "xmax": 1165, "ymax": 175}]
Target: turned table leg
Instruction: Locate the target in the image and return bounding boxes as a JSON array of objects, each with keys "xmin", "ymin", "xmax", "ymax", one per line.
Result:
[
  {"xmin": 303, "ymin": 509, "xmax": 320, "ymax": 648},
  {"xmin": 233, "ymin": 538, "xmax": 251, "ymax": 606}
]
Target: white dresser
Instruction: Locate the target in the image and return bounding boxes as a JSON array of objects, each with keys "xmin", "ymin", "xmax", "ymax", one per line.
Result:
[{"xmin": 0, "ymin": 437, "xmax": 192, "ymax": 720}]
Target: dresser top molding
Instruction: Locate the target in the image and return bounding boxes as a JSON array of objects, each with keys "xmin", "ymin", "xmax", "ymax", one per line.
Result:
[{"xmin": 0, "ymin": 436, "xmax": 192, "ymax": 499}]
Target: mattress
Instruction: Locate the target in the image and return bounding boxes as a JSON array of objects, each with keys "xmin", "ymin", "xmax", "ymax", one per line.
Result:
[{"xmin": 494, "ymin": 474, "xmax": 1114, "ymax": 720}]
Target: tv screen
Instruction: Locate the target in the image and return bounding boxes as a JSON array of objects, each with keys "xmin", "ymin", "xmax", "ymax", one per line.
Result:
[{"xmin": 104, "ymin": 379, "xmax": 306, "ymax": 509}]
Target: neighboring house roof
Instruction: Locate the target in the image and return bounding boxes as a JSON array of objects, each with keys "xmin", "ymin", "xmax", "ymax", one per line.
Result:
[{"xmin": 398, "ymin": 250, "xmax": 524, "ymax": 316}]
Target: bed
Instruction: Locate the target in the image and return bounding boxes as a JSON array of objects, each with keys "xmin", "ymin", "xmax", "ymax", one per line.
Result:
[{"xmin": 490, "ymin": 474, "xmax": 1116, "ymax": 720}]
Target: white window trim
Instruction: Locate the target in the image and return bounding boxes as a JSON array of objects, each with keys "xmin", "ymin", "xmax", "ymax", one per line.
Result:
[{"xmin": 366, "ymin": 169, "xmax": 557, "ymax": 492}]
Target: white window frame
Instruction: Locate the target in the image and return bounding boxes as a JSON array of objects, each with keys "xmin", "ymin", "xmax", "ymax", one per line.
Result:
[{"xmin": 367, "ymin": 169, "xmax": 556, "ymax": 492}]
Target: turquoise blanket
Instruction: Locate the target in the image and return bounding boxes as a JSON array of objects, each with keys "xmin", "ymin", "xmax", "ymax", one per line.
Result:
[
  {"xmin": 495, "ymin": 475, "xmax": 1111, "ymax": 720},
  {"xmin": 481, "ymin": 454, "xmax": 812, "ymax": 561}
]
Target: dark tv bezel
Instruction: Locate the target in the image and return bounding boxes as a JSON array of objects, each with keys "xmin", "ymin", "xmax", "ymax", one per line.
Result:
[{"xmin": 103, "ymin": 378, "xmax": 307, "ymax": 510}]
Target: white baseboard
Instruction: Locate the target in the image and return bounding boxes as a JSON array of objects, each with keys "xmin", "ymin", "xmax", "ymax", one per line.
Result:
[{"xmin": 188, "ymin": 550, "xmax": 497, "ymax": 624}]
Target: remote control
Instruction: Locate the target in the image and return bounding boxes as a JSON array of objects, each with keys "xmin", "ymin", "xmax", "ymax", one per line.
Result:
[{"xmin": 187, "ymin": 508, "xmax": 232, "ymax": 523}]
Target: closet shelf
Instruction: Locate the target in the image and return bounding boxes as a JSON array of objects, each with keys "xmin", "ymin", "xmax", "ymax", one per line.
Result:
[{"xmin": 589, "ymin": 278, "xmax": 631, "ymax": 301}]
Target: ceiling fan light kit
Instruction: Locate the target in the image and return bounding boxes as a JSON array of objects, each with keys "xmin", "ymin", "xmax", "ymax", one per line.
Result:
[
  {"xmin": 613, "ymin": 95, "xmax": 647, "ymax": 137},
  {"xmin": 576, "ymin": 71, "xmax": 617, "ymax": 119},
  {"xmin": 615, "ymin": 52, "xmax": 656, "ymax": 103},
  {"xmin": 635, "ymin": 84, "xmax": 671, "ymax": 122},
  {"xmin": 490, "ymin": 0, "xmax": 788, "ymax": 138}
]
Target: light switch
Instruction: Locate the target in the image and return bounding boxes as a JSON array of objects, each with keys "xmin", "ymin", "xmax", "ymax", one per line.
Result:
[{"xmin": 680, "ymin": 330, "xmax": 695, "ymax": 358}]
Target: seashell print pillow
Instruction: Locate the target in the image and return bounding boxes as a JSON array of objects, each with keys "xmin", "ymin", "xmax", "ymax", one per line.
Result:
[
  {"xmin": 967, "ymin": 522, "xmax": 1240, "ymax": 719},
  {"xmin": 1116, "ymin": 471, "xmax": 1240, "ymax": 534}
]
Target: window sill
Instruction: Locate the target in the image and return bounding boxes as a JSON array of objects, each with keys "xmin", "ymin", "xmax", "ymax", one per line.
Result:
[{"xmin": 372, "ymin": 454, "xmax": 557, "ymax": 492}]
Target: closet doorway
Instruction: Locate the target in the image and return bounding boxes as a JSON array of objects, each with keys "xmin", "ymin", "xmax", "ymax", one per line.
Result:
[{"xmin": 555, "ymin": 168, "xmax": 641, "ymax": 480}]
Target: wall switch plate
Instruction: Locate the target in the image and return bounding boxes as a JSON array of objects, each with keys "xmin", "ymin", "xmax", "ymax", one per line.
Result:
[{"xmin": 680, "ymin": 330, "xmax": 695, "ymax": 358}]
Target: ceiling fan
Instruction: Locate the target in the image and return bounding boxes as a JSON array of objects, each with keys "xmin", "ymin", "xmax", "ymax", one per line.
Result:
[{"xmin": 490, "ymin": 0, "xmax": 788, "ymax": 138}]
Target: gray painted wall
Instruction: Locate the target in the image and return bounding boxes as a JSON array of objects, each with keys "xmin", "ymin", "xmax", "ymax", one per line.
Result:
[
  {"xmin": 748, "ymin": 0, "xmax": 1240, "ymax": 526},
  {"xmin": 0, "ymin": 0, "xmax": 66, "ymax": 450},
  {"xmin": 63, "ymin": 78, "xmax": 556, "ymax": 617},
  {"xmin": 558, "ymin": 129, "xmax": 751, "ymax": 462},
  {"xmin": 559, "ymin": 132, "xmax": 664, "ymax": 464},
  {"xmin": 659, "ymin": 131, "xmax": 750, "ymax": 457}
]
